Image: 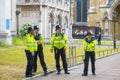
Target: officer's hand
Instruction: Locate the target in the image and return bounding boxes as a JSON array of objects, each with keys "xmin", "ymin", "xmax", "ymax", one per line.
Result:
[
  {"xmin": 32, "ymin": 52, "xmax": 35, "ymax": 56},
  {"xmin": 37, "ymin": 42, "xmax": 41, "ymax": 44},
  {"xmin": 37, "ymin": 41, "xmax": 40, "ymax": 44},
  {"xmin": 51, "ymin": 49, "xmax": 53, "ymax": 53},
  {"xmin": 64, "ymin": 47, "xmax": 66, "ymax": 51}
]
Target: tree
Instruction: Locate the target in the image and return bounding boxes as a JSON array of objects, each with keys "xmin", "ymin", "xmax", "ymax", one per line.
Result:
[{"xmin": 19, "ymin": 23, "xmax": 32, "ymax": 37}]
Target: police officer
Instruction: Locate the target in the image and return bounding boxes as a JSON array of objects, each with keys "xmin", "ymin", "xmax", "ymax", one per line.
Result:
[
  {"xmin": 82, "ymin": 32, "xmax": 97, "ymax": 76},
  {"xmin": 25, "ymin": 27, "xmax": 37, "ymax": 77},
  {"xmin": 33, "ymin": 26, "xmax": 48, "ymax": 76},
  {"xmin": 97, "ymin": 32, "xmax": 101, "ymax": 45},
  {"xmin": 50, "ymin": 25, "xmax": 70, "ymax": 75}
]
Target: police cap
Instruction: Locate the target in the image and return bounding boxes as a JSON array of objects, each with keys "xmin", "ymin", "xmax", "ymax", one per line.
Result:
[
  {"xmin": 86, "ymin": 32, "xmax": 92, "ymax": 36},
  {"xmin": 34, "ymin": 25, "xmax": 39, "ymax": 30},
  {"xmin": 28, "ymin": 27, "xmax": 33, "ymax": 33},
  {"xmin": 56, "ymin": 25, "xmax": 61, "ymax": 31}
]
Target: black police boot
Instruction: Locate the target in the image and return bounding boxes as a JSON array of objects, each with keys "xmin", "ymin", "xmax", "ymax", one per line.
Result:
[
  {"xmin": 32, "ymin": 69, "xmax": 37, "ymax": 73},
  {"xmin": 65, "ymin": 71, "xmax": 70, "ymax": 74},
  {"xmin": 26, "ymin": 74, "xmax": 34, "ymax": 78},
  {"xmin": 82, "ymin": 73, "xmax": 88, "ymax": 76},
  {"xmin": 92, "ymin": 73, "xmax": 96, "ymax": 75},
  {"xmin": 44, "ymin": 71, "xmax": 48, "ymax": 76},
  {"xmin": 57, "ymin": 71, "xmax": 61, "ymax": 75}
]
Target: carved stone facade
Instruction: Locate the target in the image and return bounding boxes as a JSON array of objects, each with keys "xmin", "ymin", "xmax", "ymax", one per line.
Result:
[
  {"xmin": 88, "ymin": 0, "xmax": 120, "ymax": 40},
  {"xmin": 17, "ymin": 0, "xmax": 72, "ymax": 42}
]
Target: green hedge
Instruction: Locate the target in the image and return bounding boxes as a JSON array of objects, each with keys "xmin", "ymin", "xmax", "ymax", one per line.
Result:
[{"xmin": 12, "ymin": 36, "xmax": 25, "ymax": 46}]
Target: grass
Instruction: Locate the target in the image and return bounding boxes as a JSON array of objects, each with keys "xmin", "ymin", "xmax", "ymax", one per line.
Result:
[
  {"xmin": 0, "ymin": 37, "xmax": 120, "ymax": 80},
  {"xmin": 0, "ymin": 41, "xmax": 10, "ymax": 48},
  {"xmin": 0, "ymin": 46, "xmax": 26, "ymax": 80},
  {"xmin": 12, "ymin": 36, "xmax": 25, "ymax": 46},
  {"xmin": 0, "ymin": 44, "xmax": 112, "ymax": 80}
]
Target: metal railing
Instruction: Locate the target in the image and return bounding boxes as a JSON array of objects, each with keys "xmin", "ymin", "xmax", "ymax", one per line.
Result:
[{"xmin": 67, "ymin": 46, "xmax": 120, "ymax": 67}]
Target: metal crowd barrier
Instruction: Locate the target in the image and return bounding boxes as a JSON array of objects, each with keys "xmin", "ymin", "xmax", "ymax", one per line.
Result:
[{"xmin": 67, "ymin": 46, "xmax": 120, "ymax": 68}]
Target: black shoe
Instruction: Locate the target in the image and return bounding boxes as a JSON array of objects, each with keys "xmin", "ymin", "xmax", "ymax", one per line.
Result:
[
  {"xmin": 26, "ymin": 74, "xmax": 34, "ymax": 78},
  {"xmin": 57, "ymin": 71, "xmax": 61, "ymax": 75},
  {"xmin": 32, "ymin": 74, "xmax": 35, "ymax": 76},
  {"xmin": 44, "ymin": 71, "xmax": 48, "ymax": 76},
  {"xmin": 82, "ymin": 74, "xmax": 88, "ymax": 76},
  {"xmin": 92, "ymin": 73, "xmax": 96, "ymax": 75},
  {"xmin": 65, "ymin": 72, "xmax": 70, "ymax": 74},
  {"xmin": 33, "ymin": 70, "xmax": 37, "ymax": 73}
]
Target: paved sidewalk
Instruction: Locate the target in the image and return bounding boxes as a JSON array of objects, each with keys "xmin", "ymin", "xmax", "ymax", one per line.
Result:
[{"xmin": 28, "ymin": 53, "xmax": 120, "ymax": 80}]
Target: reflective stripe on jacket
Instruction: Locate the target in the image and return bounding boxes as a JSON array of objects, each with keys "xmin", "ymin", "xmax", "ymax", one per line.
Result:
[
  {"xmin": 25, "ymin": 33, "xmax": 37, "ymax": 52},
  {"xmin": 83, "ymin": 37, "xmax": 97, "ymax": 52},
  {"xmin": 50, "ymin": 33, "xmax": 68, "ymax": 49}
]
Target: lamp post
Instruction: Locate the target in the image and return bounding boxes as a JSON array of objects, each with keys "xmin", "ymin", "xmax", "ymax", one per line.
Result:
[
  {"xmin": 70, "ymin": 0, "xmax": 71, "ymax": 18},
  {"xmin": 16, "ymin": 10, "xmax": 20, "ymax": 35},
  {"xmin": 112, "ymin": 10, "xmax": 117, "ymax": 49},
  {"xmin": 96, "ymin": 21, "xmax": 101, "ymax": 33}
]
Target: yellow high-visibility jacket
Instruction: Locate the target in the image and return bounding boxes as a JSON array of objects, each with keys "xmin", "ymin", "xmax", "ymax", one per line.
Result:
[
  {"xmin": 50, "ymin": 33, "xmax": 68, "ymax": 49},
  {"xmin": 25, "ymin": 33, "xmax": 37, "ymax": 52},
  {"xmin": 83, "ymin": 37, "xmax": 97, "ymax": 52}
]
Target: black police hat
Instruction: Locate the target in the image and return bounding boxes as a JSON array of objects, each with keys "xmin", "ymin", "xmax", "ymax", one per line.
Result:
[
  {"xmin": 86, "ymin": 32, "xmax": 92, "ymax": 36},
  {"xmin": 34, "ymin": 25, "xmax": 39, "ymax": 30},
  {"xmin": 56, "ymin": 25, "xmax": 61, "ymax": 31},
  {"xmin": 28, "ymin": 27, "xmax": 33, "ymax": 33}
]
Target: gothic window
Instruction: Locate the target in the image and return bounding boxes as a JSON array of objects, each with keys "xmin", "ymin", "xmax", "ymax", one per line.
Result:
[
  {"xmin": 59, "ymin": 0, "xmax": 62, "ymax": 4},
  {"xmin": 34, "ymin": 0, "xmax": 39, "ymax": 2},
  {"xmin": 32, "ymin": 7, "xmax": 35, "ymax": 17},
  {"xmin": 29, "ymin": 7, "xmax": 32, "ymax": 17},
  {"xmin": 26, "ymin": 7, "xmax": 28, "ymax": 17},
  {"xmin": 25, "ymin": 0, "xmax": 30, "ymax": 3},
  {"xmin": 21, "ymin": 7, "xmax": 26, "ymax": 17},
  {"xmin": 87, "ymin": 0, "xmax": 90, "ymax": 11},
  {"xmin": 65, "ymin": 0, "xmax": 67, "ymax": 4},
  {"xmin": 50, "ymin": 0, "xmax": 52, "ymax": 3},
  {"xmin": 24, "ymin": 7, "xmax": 27, "ymax": 17},
  {"xmin": 21, "ymin": 12, "xmax": 24, "ymax": 17},
  {"xmin": 34, "ymin": 7, "xmax": 38, "ymax": 17},
  {"xmin": 36, "ymin": 7, "xmax": 40, "ymax": 17},
  {"xmin": 27, "ymin": 6, "xmax": 30, "ymax": 17}
]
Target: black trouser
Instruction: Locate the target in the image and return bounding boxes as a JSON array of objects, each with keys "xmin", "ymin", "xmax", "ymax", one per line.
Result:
[
  {"xmin": 98, "ymin": 40, "xmax": 101, "ymax": 45},
  {"xmin": 33, "ymin": 45, "xmax": 47, "ymax": 72},
  {"xmin": 25, "ymin": 50, "xmax": 34, "ymax": 77},
  {"xmin": 54, "ymin": 47, "xmax": 68, "ymax": 73},
  {"xmin": 83, "ymin": 51, "xmax": 95, "ymax": 74}
]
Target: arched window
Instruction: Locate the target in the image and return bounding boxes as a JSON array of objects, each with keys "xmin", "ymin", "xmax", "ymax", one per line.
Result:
[{"xmin": 25, "ymin": 0, "xmax": 30, "ymax": 3}]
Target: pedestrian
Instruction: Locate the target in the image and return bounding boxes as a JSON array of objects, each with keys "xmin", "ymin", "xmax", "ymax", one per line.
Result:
[
  {"xmin": 25, "ymin": 27, "xmax": 37, "ymax": 77},
  {"xmin": 50, "ymin": 25, "xmax": 70, "ymax": 75},
  {"xmin": 33, "ymin": 25, "xmax": 48, "ymax": 76},
  {"xmin": 82, "ymin": 32, "xmax": 97, "ymax": 76},
  {"xmin": 97, "ymin": 32, "xmax": 101, "ymax": 45}
]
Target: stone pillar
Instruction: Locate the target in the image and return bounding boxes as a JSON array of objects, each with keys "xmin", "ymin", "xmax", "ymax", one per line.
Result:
[
  {"xmin": 108, "ymin": 20, "xmax": 111, "ymax": 36},
  {"xmin": 41, "ymin": 6, "xmax": 49, "ymax": 40},
  {"xmin": 0, "ymin": 0, "xmax": 13, "ymax": 45}
]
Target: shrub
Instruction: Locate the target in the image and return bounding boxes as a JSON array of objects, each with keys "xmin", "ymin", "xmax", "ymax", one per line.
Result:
[
  {"xmin": 0, "ymin": 41, "xmax": 9, "ymax": 47},
  {"xmin": 12, "ymin": 23, "xmax": 32, "ymax": 46},
  {"xmin": 19, "ymin": 23, "xmax": 31, "ymax": 38},
  {"xmin": 12, "ymin": 35, "xmax": 25, "ymax": 46}
]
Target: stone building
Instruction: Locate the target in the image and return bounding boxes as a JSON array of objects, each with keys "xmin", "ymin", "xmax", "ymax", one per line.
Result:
[
  {"xmin": 17, "ymin": 0, "xmax": 72, "ymax": 42},
  {"xmin": 71, "ymin": 0, "xmax": 89, "ymax": 26},
  {"xmin": 0, "ymin": 0, "xmax": 16, "ymax": 45},
  {"xmin": 88, "ymin": 0, "xmax": 120, "ymax": 40}
]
